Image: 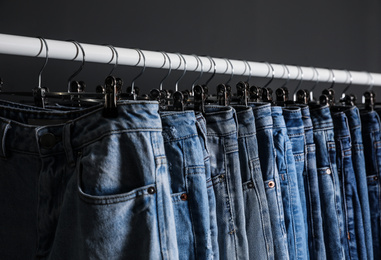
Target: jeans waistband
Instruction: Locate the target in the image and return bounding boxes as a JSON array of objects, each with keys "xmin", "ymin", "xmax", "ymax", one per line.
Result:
[
  {"xmin": 249, "ymin": 103, "xmax": 273, "ymax": 130},
  {"xmin": 0, "ymin": 101, "xmax": 162, "ymax": 158},
  {"xmin": 233, "ymin": 106, "xmax": 256, "ymax": 137},
  {"xmin": 361, "ymin": 110, "xmax": 381, "ymax": 133},
  {"xmin": 160, "ymin": 111, "xmax": 198, "ymax": 142},
  {"xmin": 310, "ymin": 105, "xmax": 334, "ymax": 130},
  {"xmin": 204, "ymin": 105, "xmax": 238, "ymax": 136},
  {"xmin": 344, "ymin": 106, "xmax": 361, "ymax": 130},
  {"xmin": 271, "ymin": 106, "xmax": 286, "ymax": 129},
  {"xmin": 282, "ymin": 106, "xmax": 304, "ymax": 135},
  {"xmin": 331, "ymin": 111, "xmax": 351, "ymax": 138}
]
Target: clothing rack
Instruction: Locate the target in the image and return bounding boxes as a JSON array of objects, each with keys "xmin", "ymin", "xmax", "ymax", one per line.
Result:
[{"xmin": 0, "ymin": 33, "xmax": 381, "ymax": 87}]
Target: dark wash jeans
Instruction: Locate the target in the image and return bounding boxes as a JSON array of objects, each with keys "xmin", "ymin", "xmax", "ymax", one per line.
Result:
[
  {"xmin": 310, "ymin": 105, "xmax": 345, "ymax": 260},
  {"xmin": 298, "ymin": 105, "xmax": 326, "ymax": 260},
  {"xmin": 272, "ymin": 106, "xmax": 307, "ymax": 260},
  {"xmin": 250, "ymin": 102, "xmax": 289, "ymax": 260},
  {"xmin": 0, "ymin": 101, "xmax": 179, "ymax": 259},
  {"xmin": 160, "ymin": 111, "xmax": 212, "ymax": 260},
  {"xmin": 195, "ymin": 112, "xmax": 220, "ymax": 260},
  {"xmin": 204, "ymin": 105, "xmax": 249, "ymax": 260},
  {"xmin": 345, "ymin": 106, "xmax": 373, "ymax": 260},
  {"xmin": 234, "ymin": 105, "xmax": 274, "ymax": 260},
  {"xmin": 331, "ymin": 109, "xmax": 367, "ymax": 260},
  {"xmin": 361, "ymin": 109, "xmax": 381, "ymax": 260}
]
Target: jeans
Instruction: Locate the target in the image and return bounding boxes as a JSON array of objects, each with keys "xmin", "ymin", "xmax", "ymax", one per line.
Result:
[
  {"xmin": 0, "ymin": 101, "xmax": 179, "ymax": 259},
  {"xmin": 271, "ymin": 106, "xmax": 307, "ymax": 260},
  {"xmin": 234, "ymin": 105, "xmax": 274, "ymax": 260},
  {"xmin": 250, "ymin": 102, "xmax": 289, "ymax": 260},
  {"xmin": 204, "ymin": 105, "xmax": 249, "ymax": 260},
  {"xmin": 160, "ymin": 111, "xmax": 212, "ymax": 260},
  {"xmin": 361, "ymin": 110, "xmax": 381, "ymax": 259},
  {"xmin": 310, "ymin": 105, "xmax": 345, "ymax": 260},
  {"xmin": 331, "ymin": 110, "xmax": 367, "ymax": 260},
  {"xmin": 195, "ymin": 112, "xmax": 219, "ymax": 260},
  {"xmin": 282, "ymin": 107, "xmax": 309, "ymax": 246},
  {"xmin": 299, "ymin": 105, "xmax": 326, "ymax": 260},
  {"xmin": 345, "ymin": 106, "xmax": 373, "ymax": 259}
]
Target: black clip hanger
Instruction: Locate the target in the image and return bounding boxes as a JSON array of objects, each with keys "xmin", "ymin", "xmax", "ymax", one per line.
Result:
[
  {"xmin": 296, "ymin": 89, "xmax": 309, "ymax": 104},
  {"xmin": 194, "ymin": 84, "xmax": 205, "ymax": 113},
  {"xmin": 275, "ymin": 87, "xmax": 289, "ymax": 106},
  {"xmin": 103, "ymin": 76, "xmax": 118, "ymax": 118},
  {"xmin": 262, "ymin": 87, "xmax": 273, "ymax": 103},
  {"xmin": 249, "ymin": 85, "xmax": 262, "ymax": 102},
  {"xmin": 217, "ymin": 83, "xmax": 229, "ymax": 106},
  {"xmin": 319, "ymin": 88, "xmax": 335, "ymax": 106},
  {"xmin": 363, "ymin": 91, "xmax": 375, "ymax": 111},
  {"xmin": 33, "ymin": 37, "xmax": 50, "ymax": 108},
  {"xmin": 127, "ymin": 49, "xmax": 146, "ymax": 100},
  {"xmin": 236, "ymin": 81, "xmax": 249, "ymax": 106}
]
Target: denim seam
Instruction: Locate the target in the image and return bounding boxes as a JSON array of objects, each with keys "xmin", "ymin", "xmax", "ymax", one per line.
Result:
[
  {"xmin": 207, "ymin": 130, "xmax": 237, "ymax": 137},
  {"xmin": 163, "ymin": 133, "xmax": 198, "ymax": 143}
]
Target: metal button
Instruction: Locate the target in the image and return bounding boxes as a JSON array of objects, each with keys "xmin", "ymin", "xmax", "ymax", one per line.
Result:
[
  {"xmin": 374, "ymin": 176, "xmax": 378, "ymax": 181},
  {"xmin": 247, "ymin": 182, "xmax": 254, "ymax": 189},
  {"xmin": 180, "ymin": 193, "xmax": 188, "ymax": 201},
  {"xmin": 147, "ymin": 187, "xmax": 156, "ymax": 194},
  {"xmin": 268, "ymin": 181, "xmax": 275, "ymax": 188},
  {"xmin": 39, "ymin": 133, "xmax": 56, "ymax": 149},
  {"xmin": 326, "ymin": 169, "xmax": 332, "ymax": 174}
]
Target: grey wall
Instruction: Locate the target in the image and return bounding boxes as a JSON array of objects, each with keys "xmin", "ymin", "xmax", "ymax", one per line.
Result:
[{"xmin": 0, "ymin": 0, "xmax": 380, "ymax": 101}]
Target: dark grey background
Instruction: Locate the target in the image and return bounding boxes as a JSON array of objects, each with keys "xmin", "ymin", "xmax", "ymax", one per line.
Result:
[{"xmin": 0, "ymin": 0, "xmax": 380, "ymax": 102}]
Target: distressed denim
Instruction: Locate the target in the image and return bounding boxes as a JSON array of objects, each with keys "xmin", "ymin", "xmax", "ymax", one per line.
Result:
[
  {"xmin": 282, "ymin": 107, "xmax": 309, "ymax": 246},
  {"xmin": 298, "ymin": 105, "xmax": 326, "ymax": 260},
  {"xmin": 331, "ymin": 110, "xmax": 367, "ymax": 260},
  {"xmin": 272, "ymin": 106, "xmax": 307, "ymax": 260},
  {"xmin": 361, "ymin": 110, "xmax": 381, "ymax": 259},
  {"xmin": 204, "ymin": 105, "xmax": 249, "ymax": 260},
  {"xmin": 234, "ymin": 105, "xmax": 274, "ymax": 260},
  {"xmin": 160, "ymin": 111, "xmax": 212, "ymax": 260},
  {"xmin": 250, "ymin": 102, "xmax": 289, "ymax": 260},
  {"xmin": 195, "ymin": 112, "xmax": 219, "ymax": 260},
  {"xmin": 0, "ymin": 101, "xmax": 179, "ymax": 260},
  {"xmin": 310, "ymin": 105, "xmax": 345, "ymax": 260}
]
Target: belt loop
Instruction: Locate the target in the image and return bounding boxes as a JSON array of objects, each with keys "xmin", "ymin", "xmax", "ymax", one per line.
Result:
[
  {"xmin": 0, "ymin": 120, "xmax": 11, "ymax": 159},
  {"xmin": 232, "ymin": 108, "xmax": 239, "ymax": 138},
  {"xmin": 63, "ymin": 122, "xmax": 75, "ymax": 167}
]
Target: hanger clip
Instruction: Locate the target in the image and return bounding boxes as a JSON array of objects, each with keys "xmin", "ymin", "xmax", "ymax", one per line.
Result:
[
  {"xmin": 364, "ymin": 91, "xmax": 375, "ymax": 111},
  {"xmin": 249, "ymin": 85, "xmax": 262, "ymax": 102},
  {"xmin": 276, "ymin": 87, "xmax": 289, "ymax": 105},
  {"xmin": 217, "ymin": 84, "xmax": 229, "ymax": 106},
  {"xmin": 194, "ymin": 85, "xmax": 205, "ymax": 113},
  {"xmin": 32, "ymin": 86, "xmax": 49, "ymax": 108},
  {"xmin": 236, "ymin": 81, "xmax": 248, "ymax": 106},
  {"xmin": 319, "ymin": 88, "xmax": 335, "ymax": 106},
  {"xmin": 296, "ymin": 89, "xmax": 308, "ymax": 104},
  {"xmin": 262, "ymin": 87, "xmax": 273, "ymax": 103},
  {"xmin": 172, "ymin": 91, "xmax": 185, "ymax": 111},
  {"xmin": 103, "ymin": 76, "xmax": 118, "ymax": 118}
]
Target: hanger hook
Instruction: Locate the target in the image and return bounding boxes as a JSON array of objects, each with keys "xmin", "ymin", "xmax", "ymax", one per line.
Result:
[
  {"xmin": 175, "ymin": 53, "xmax": 187, "ymax": 91},
  {"xmin": 131, "ymin": 49, "xmax": 146, "ymax": 93},
  {"xmin": 107, "ymin": 45, "xmax": 118, "ymax": 76},
  {"xmin": 366, "ymin": 72, "xmax": 374, "ymax": 92},
  {"xmin": 225, "ymin": 59, "xmax": 234, "ymax": 85},
  {"xmin": 263, "ymin": 62, "xmax": 274, "ymax": 88},
  {"xmin": 328, "ymin": 68, "xmax": 335, "ymax": 88},
  {"xmin": 205, "ymin": 56, "xmax": 216, "ymax": 86},
  {"xmin": 244, "ymin": 60, "xmax": 252, "ymax": 83},
  {"xmin": 191, "ymin": 54, "xmax": 203, "ymax": 90},
  {"xmin": 292, "ymin": 66, "xmax": 304, "ymax": 99},
  {"xmin": 310, "ymin": 67, "xmax": 320, "ymax": 92},
  {"xmin": 159, "ymin": 52, "xmax": 172, "ymax": 90},
  {"xmin": 280, "ymin": 64, "xmax": 290, "ymax": 88},
  {"xmin": 341, "ymin": 70, "xmax": 353, "ymax": 95},
  {"xmin": 37, "ymin": 37, "xmax": 49, "ymax": 89},
  {"xmin": 67, "ymin": 40, "xmax": 86, "ymax": 93}
]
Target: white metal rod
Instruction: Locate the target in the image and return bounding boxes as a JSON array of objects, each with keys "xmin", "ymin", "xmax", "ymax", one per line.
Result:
[{"xmin": 0, "ymin": 33, "xmax": 380, "ymax": 87}]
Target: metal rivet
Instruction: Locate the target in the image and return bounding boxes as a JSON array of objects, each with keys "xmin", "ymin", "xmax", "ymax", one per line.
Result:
[
  {"xmin": 220, "ymin": 174, "xmax": 225, "ymax": 179},
  {"xmin": 147, "ymin": 187, "xmax": 156, "ymax": 194},
  {"xmin": 374, "ymin": 176, "xmax": 378, "ymax": 181},
  {"xmin": 247, "ymin": 182, "xmax": 254, "ymax": 189},
  {"xmin": 326, "ymin": 169, "xmax": 331, "ymax": 174},
  {"xmin": 180, "ymin": 193, "xmax": 188, "ymax": 201},
  {"xmin": 39, "ymin": 133, "xmax": 56, "ymax": 149},
  {"xmin": 268, "ymin": 181, "xmax": 275, "ymax": 188}
]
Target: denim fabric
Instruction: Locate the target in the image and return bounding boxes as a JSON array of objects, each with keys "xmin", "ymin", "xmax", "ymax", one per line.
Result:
[
  {"xmin": 332, "ymin": 110, "xmax": 367, "ymax": 260},
  {"xmin": 0, "ymin": 101, "xmax": 179, "ymax": 259},
  {"xmin": 250, "ymin": 102, "xmax": 289, "ymax": 260},
  {"xmin": 234, "ymin": 105, "xmax": 274, "ymax": 260},
  {"xmin": 282, "ymin": 108, "xmax": 309, "ymax": 244},
  {"xmin": 345, "ymin": 106, "xmax": 373, "ymax": 259},
  {"xmin": 272, "ymin": 106, "xmax": 307, "ymax": 260},
  {"xmin": 299, "ymin": 105, "xmax": 326, "ymax": 260},
  {"xmin": 195, "ymin": 112, "xmax": 219, "ymax": 260},
  {"xmin": 361, "ymin": 110, "xmax": 381, "ymax": 259},
  {"xmin": 204, "ymin": 105, "xmax": 249, "ymax": 260},
  {"xmin": 160, "ymin": 111, "xmax": 212, "ymax": 260},
  {"xmin": 310, "ymin": 105, "xmax": 345, "ymax": 260}
]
